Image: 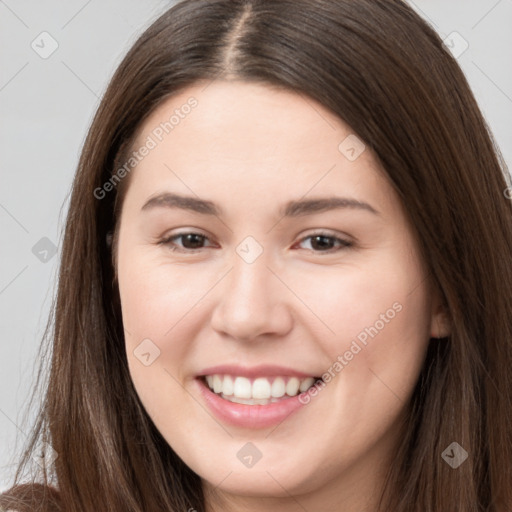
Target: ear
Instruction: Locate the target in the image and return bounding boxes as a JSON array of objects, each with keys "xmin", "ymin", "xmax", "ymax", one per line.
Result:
[{"xmin": 429, "ymin": 287, "xmax": 451, "ymax": 339}]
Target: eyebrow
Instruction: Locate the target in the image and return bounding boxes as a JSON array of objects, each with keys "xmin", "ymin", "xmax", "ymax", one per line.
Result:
[{"xmin": 141, "ymin": 192, "xmax": 380, "ymax": 217}]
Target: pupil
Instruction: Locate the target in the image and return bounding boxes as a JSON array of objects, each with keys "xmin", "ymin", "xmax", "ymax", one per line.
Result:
[
  {"xmin": 184, "ymin": 234, "xmax": 204, "ymax": 248},
  {"xmin": 311, "ymin": 235, "xmax": 333, "ymax": 250}
]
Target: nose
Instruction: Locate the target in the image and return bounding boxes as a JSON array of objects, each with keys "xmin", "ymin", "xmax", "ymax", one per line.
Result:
[{"xmin": 210, "ymin": 250, "xmax": 293, "ymax": 342}]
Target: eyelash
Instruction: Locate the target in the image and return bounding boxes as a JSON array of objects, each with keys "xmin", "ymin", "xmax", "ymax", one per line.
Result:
[{"xmin": 157, "ymin": 231, "xmax": 353, "ymax": 255}]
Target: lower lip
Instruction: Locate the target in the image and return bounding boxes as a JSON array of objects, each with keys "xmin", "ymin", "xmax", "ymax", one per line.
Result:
[{"xmin": 195, "ymin": 378, "xmax": 310, "ymax": 429}]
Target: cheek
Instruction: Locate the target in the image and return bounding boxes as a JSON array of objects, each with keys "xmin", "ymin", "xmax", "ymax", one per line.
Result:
[
  {"xmin": 305, "ymin": 246, "xmax": 431, "ymax": 395},
  {"xmin": 294, "ymin": 251, "xmax": 430, "ymax": 347},
  {"xmin": 295, "ymin": 263, "xmax": 431, "ymax": 460},
  {"xmin": 118, "ymin": 254, "xmax": 222, "ymax": 399},
  {"xmin": 119, "ymin": 259, "xmax": 208, "ymax": 431},
  {"xmin": 118, "ymin": 254, "xmax": 208, "ymax": 338}
]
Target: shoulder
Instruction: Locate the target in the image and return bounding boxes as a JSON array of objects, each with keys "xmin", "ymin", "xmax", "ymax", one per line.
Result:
[{"xmin": 0, "ymin": 483, "xmax": 61, "ymax": 511}]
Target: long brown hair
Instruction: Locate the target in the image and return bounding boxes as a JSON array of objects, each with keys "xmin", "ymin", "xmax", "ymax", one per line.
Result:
[{"xmin": 2, "ymin": 0, "xmax": 511, "ymax": 510}]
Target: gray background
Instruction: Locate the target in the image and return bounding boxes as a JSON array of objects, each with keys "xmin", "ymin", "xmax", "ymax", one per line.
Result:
[{"xmin": 1, "ymin": 0, "xmax": 511, "ymax": 492}]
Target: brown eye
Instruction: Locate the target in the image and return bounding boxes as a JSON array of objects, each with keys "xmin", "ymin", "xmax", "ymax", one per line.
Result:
[
  {"xmin": 296, "ymin": 232, "xmax": 353, "ymax": 254},
  {"xmin": 158, "ymin": 232, "xmax": 214, "ymax": 252}
]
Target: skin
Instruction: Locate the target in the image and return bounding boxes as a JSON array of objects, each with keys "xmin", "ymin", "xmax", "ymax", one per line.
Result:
[{"xmin": 115, "ymin": 80, "xmax": 450, "ymax": 512}]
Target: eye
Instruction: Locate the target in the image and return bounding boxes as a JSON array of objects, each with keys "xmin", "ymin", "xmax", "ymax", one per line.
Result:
[
  {"xmin": 157, "ymin": 230, "xmax": 353, "ymax": 255},
  {"xmin": 294, "ymin": 231, "xmax": 353, "ymax": 254},
  {"xmin": 158, "ymin": 231, "xmax": 215, "ymax": 253}
]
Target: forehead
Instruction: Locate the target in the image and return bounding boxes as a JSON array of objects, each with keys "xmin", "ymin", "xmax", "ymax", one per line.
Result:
[
  {"xmin": 123, "ymin": 80, "xmax": 396, "ymax": 221},
  {"xmin": 136, "ymin": 80, "xmax": 346, "ymax": 159}
]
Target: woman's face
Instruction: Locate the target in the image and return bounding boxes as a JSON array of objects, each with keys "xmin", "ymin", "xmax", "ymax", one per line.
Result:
[{"xmin": 116, "ymin": 80, "xmax": 449, "ymax": 509}]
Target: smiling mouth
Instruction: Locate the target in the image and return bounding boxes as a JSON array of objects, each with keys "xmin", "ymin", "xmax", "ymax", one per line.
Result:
[{"xmin": 201, "ymin": 374, "xmax": 323, "ymax": 405}]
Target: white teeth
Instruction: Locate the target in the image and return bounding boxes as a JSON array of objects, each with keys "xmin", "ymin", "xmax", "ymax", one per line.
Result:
[
  {"xmin": 299, "ymin": 377, "xmax": 315, "ymax": 392},
  {"xmin": 224, "ymin": 395, "xmax": 281, "ymax": 405},
  {"xmin": 271, "ymin": 377, "xmax": 286, "ymax": 398},
  {"xmin": 213, "ymin": 375, "xmax": 223, "ymax": 394},
  {"xmin": 204, "ymin": 374, "xmax": 318, "ymax": 401},
  {"xmin": 252, "ymin": 378, "xmax": 271, "ymax": 399},
  {"xmin": 285, "ymin": 377, "xmax": 300, "ymax": 396},
  {"xmin": 223, "ymin": 375, "xmax": 234, "ymax": 396},
  {"xmin": 233, "ymin": 377, "xmax": 252, "ymax": 398}
]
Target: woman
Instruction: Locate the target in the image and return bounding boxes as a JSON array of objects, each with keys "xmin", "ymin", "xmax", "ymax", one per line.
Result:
[{"xmin": 1, "ymin": 0, "xmax": 511, "ymax": 510}]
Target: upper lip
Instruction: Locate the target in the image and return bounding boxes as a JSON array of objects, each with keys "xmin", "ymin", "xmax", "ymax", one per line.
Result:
[{"xmin": 197, "ymin": 364, "xmax": 321, "ymax": 379}]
